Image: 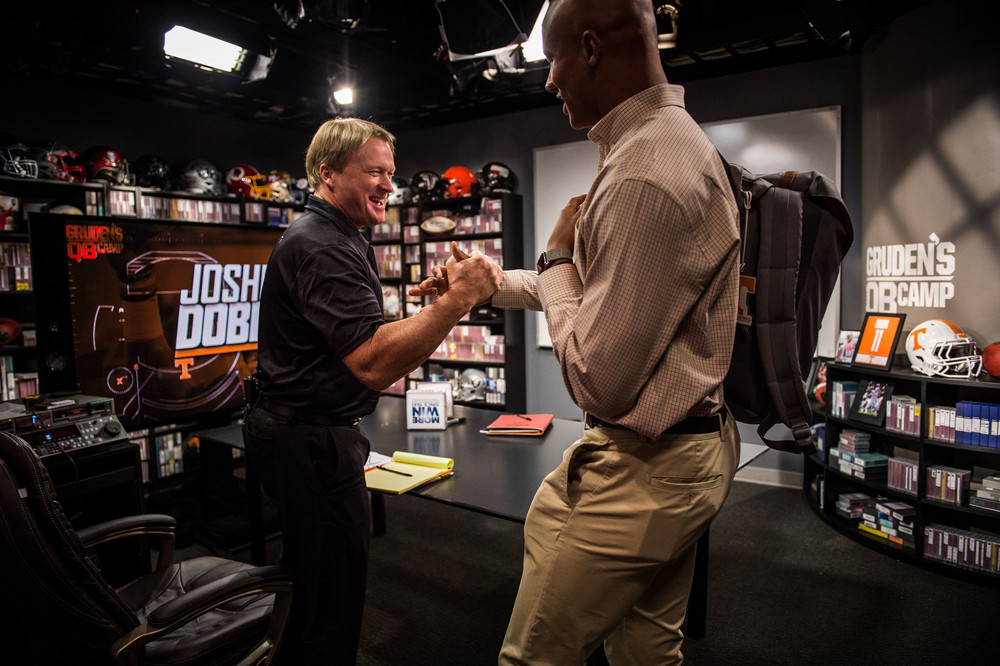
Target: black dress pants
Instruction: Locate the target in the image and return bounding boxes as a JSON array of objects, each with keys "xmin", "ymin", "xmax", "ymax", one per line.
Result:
[{"xmin": 243, "ymin": 404, "xmax": 371, "ymax": 665}]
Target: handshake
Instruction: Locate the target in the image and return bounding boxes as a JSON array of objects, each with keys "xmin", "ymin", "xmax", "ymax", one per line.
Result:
[{"xmin": 408, "ymin": 241, "xmax": 504, "ymax": 306}]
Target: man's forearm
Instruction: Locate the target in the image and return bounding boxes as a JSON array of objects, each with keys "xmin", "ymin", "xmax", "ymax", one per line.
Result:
[{"xmin": 343, "ymin": 290, "xmax": 475, "ymax": 390}]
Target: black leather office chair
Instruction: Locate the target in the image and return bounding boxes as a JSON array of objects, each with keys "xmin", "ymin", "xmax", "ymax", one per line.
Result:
[{"xmin": 0, "ymin": 431, "xmax": 294, "ymax": 665}]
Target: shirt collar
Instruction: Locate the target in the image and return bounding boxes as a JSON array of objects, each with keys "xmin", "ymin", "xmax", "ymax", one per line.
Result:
[
  {"xmin": 588, "ymin": 83, "xmax": 686, "ymax": 163},
  {"xmin": 304, "ymin": 194, "xmax": 372, "ymax": 257},
  {"xmin": 305, "ymin": 194, "xmax": 362, "ymax": 238}
]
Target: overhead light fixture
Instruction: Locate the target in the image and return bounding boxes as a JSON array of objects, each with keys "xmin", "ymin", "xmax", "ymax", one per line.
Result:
[
  {"xmin": 655, "ymin": 3, "xmax": 680, "ymax": 50},
  {"xmin": 522, "ymin": 0, "xmax": 549, "ymax": 62},
  {"xmin": 163, "ymin": 25, "xmax": 248, "ymax": 72},
  {"xmin": 333, "ymin": 86, "xmax": 354, "ymax": 106},
  {"xmin": 327, "ymin": 71, "xmax": 356, "ymax": 114}
]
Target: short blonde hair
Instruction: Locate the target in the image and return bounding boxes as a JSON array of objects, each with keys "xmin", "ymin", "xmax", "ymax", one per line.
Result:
[{"xmin": 305, "ymin": 117, "xmax": 396, "ymax": 190}]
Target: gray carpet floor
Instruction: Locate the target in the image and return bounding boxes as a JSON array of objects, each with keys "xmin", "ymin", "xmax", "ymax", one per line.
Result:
[{"xmin": 181, "ymin": 480, "xmax": 1000, "ymax": 665}]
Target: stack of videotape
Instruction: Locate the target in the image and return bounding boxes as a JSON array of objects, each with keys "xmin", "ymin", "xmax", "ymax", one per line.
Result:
[
  {"xmin": 885, "ymin": 394, "xmax": 919, "ymax": 436},
  {"xmin": 968, "ymin": 473, "xmax": 1000, "ymax": 514},
  {"xmin": 925, "ymin": 465, "xmax": 972, "ymax": 505},
  {"xmin": 859, "ymin": 497, "xmax": 917, "ymax": 551},
  {"xmin": 834, "ymin": 491, "xmax": 869, "ymax": 521},
  {"xmin": 887, "ymin": 450, "xmax": 920, "ymax": 496},
  {"xmin": 829, "ymin": 430, "xmax": 888, "ymax": 482},
  {"xmin": 923, "ymin": 524, "xmax": 1000, "ymax": 575}
]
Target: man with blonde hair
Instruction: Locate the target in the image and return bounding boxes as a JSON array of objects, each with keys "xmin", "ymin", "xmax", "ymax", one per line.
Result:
[{"xmin": 244, "ymin": 117, "xmax": 499, "ymax": 663}]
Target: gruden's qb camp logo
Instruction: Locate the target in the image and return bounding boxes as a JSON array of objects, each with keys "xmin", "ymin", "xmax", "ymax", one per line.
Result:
[{"xmin": 865, "ymin": 233, "xmax": 955, "ymax": 313}]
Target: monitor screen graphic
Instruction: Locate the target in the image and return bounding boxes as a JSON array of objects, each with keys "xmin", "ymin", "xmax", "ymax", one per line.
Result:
[{"xmin": 30, "ymin": 214, "xmax": 283, "ymax": 429}]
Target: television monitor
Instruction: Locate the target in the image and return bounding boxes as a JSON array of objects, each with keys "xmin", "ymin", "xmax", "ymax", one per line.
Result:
[{"xmin": 30, "ymin": 213, "xmax": 283, "ymax": 430}]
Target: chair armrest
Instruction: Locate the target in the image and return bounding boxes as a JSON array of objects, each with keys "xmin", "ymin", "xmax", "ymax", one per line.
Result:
[
  {"xmin": 77, "ymin": 514, "xmax": 177, "ymax": 571},
  {"xmin": 147, "ymin": 564, "xmax": 294, "ymax": 628},
  {"xmin": 110, "ymin": 564, "xmax": 294, "ymax": 666}
]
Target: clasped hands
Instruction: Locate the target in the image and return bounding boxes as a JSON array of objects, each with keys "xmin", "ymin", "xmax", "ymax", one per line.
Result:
[{"xmin": 408, "ymin": 241, "xmax": 504, "ymax": 305}]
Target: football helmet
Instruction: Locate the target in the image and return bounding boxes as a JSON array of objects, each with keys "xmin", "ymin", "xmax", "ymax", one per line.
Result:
[
  {"xmin": 226, "ymin": 164, "xmax": 271, "ymax": 199},
  {"xmin": 0, "ymin": 135, "xmax": 38, "ymax": 179},
  {"xmin": 28, "ymin": 141, "xmax": 86, "ymax": 182},
  {"xmin": 133, "ymin": 154, "xmax": 172, "ymax": 189},
  {"xmin": 82, "ymin": 146, "xmax": 132, "ymax": 185},
  {"xmin": 178, "ymin": 160, "xmax": 224, "ymax": 196},
  {"xmin": 905, "ymin": 319, "xmax": 982, "ymax": 378},
  {"xmin": 479, "ymin": 161, "xmax": 517, "ymax": 194},
  {"xmin": 455, "ymin": 368, "xmax": 488, "ymax": 401},
  {"xmin": 265, "ymin": 170, "xmax": 293, "ymax": 203},
  {"xmin": 442, "ymin": 165, "xmax": 477, "ymax": 198},
  {"xmin": 409, "ymin": 170, "xmax": 445, "ymax": 202},
  {"xmin": 288, "ymin": 176, "xmax": 310, "ymax": 206},
  {"xmin": 389, "ymin": 176, "xmax": 412, "ymax": 205}
]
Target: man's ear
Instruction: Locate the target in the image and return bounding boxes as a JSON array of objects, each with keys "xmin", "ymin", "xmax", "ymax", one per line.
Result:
[
  {"xmin": 319, "ymin": 163, "xmax": 336, "ymax": 189},
  {"xmin": 581, "ymin": 30, "xmax": 600, "ymax": 65}
]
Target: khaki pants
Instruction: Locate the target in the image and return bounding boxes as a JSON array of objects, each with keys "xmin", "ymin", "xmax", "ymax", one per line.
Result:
[{"xmin": 499, "ymin": 410, "xmax": 739, "ymax": 666}]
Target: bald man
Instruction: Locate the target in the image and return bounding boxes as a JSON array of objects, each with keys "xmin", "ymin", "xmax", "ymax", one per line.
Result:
[{"xmin": 496, "ymin": 1, "xmax": 741, "ymax": 663}]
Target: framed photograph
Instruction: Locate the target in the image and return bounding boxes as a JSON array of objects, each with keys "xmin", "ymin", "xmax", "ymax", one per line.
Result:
[
  {"xmin": 806, "ymin": 357, "xmax": 831, "ymax": 406},
  {"xmin": 850, "ymin": 379, "xmax": 894, "ymax": 426},
  {"xmin": 851, "ymin": 313, "xmax": 906, "ymax": 370},
  {"xmin": 835, "ymin": 330, "xmax": 860, "ymax": 363}
]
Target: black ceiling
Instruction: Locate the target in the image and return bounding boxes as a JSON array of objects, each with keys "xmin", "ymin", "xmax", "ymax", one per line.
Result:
[{"xmin": 7, "ymin": 1, "xmax": 925, "ymax": 133}]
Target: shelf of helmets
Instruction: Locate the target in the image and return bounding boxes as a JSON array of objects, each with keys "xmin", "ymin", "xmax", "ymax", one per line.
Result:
[
  {"xmin": 804, "ymin": 361, "xmax": 1000, "ymax": 584},
  {"xmin": 369, "ymin": 193, "xmax": 526, "ymax": 413}
]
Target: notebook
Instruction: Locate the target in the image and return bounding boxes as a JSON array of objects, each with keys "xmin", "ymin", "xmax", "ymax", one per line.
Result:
[
  {"xmin": 482, "ymin": 413, "xmax": 554, "ymax": 436},
  {"xmin": 365, "ymin": 451, "xmax": 454, "ymax": 494}
]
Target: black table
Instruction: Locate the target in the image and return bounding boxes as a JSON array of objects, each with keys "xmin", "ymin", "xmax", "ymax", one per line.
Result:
[
  {"xmin": 361, "ymin": 397, "xmax": 572, "ymax": 522},
  {"xmin": 196, "ymin": 395, "xmax": 738, "ymax": 639}
]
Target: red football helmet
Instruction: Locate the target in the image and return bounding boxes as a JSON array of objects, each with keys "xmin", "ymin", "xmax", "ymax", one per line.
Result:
[
  {"xmin": 82, "ymin": 146, "xmax": 132, "ymax": 185},
  {"xmin": 226, "ymin": 165, "xmax": 271, "ymax": 199},
  {"xmin": 265, "ymin": 170, "xmax": 292, "ymax": 203},
  {"xmin": 442, "ymin": 165, "xmax": 477, "ymax": 198},
  {"xmin": 28, "ymin": 141, "xmax": 86, "ymax": 182}
]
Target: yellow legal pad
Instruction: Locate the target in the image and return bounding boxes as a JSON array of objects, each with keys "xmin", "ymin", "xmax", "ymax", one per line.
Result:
[{"xmin": 364, "ymin": 451, "xmax": 454, "ymax": 494}]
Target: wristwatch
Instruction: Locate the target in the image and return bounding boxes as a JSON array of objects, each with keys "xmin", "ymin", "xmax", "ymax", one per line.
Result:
[{"xmin": 537, "ymin": 247, "xmax": 573, "ymax": 274}]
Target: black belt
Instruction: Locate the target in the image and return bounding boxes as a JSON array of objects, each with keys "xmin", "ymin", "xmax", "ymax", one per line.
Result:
[
  {"xmin": 585, "ymin": 410, "xmax": 726, "ymax": 435},
  {"xmin": 258, "ymin": 396, "xmax": 363, "ymax": 427}
]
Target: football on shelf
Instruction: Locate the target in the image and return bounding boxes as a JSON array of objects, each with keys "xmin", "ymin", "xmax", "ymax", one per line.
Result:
[
  {"xmin": 420, "ymin": 215, "xmax": 457, "ymax": 236},
  {"xmin": 0, "ymin": 317, "xmax": 23, "ymax": 346},
  {"xmin": 983, "ymin": 342, "xmax": 1000, "ymax": 379}
]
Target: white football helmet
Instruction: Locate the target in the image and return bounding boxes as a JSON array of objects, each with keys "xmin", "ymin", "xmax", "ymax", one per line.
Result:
[
  {"xmin": 905, "ymin": 319, "xmax": 982, "ymax": 378},
  {"xmin": 455, "ymin": 368, "xmax": 488, "ymax": 401}
]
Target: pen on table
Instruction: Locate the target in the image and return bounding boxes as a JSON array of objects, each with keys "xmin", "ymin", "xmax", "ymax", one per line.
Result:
[{"xmin": 378, "ymin": 465, "xmax": 413, "ymax": 477}]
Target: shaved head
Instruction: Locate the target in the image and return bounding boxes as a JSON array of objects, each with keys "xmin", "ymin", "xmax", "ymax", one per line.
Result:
[{"xmin": 542, "ymin": 0, "xmax": 667, "ymax": 128}]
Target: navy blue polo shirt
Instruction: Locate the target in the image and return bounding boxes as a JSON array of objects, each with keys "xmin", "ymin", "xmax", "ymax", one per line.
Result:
[{"xmin": 256, "ymin": 195, "xmax": 384, "ymax": 419}]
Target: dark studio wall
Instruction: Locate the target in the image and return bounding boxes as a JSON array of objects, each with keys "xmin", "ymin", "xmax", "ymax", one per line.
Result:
[{"xmin": 0, "ymin": 79, "xmax": 313, "ymax": 180}]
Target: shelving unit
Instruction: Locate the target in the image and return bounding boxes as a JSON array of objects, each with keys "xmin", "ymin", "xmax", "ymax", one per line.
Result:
[
  {"xmin": 369, "ymin": 193, "xmax": 525, "ymax": 412},
  {"xmin": 805, "ymin": 361, "xmax": 1000, "ymax": 585}
]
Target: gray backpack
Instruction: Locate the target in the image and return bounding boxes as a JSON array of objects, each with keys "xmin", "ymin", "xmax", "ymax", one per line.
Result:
[{"xmin": 720, "ymin": 158, "xmax": 854, "ymax": 454}]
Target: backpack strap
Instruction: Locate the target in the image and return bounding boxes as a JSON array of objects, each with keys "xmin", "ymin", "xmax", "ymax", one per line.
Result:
[{"xmin": 754, "ymin": 185, "xmax": 816, "ymax": 453}]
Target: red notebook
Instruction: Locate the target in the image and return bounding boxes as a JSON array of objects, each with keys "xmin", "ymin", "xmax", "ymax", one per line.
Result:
[{"xmin": 483, "ymin": 413, "xmax": 554, "ymax": 436}]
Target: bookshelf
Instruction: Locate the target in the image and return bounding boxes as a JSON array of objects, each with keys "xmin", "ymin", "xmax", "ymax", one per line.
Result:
[
  {"xmin": 805, "ymin": 361, "xmax": 1000, "ymax": 585},
  {"xmin": 370, "ymin": 193, "xmax": 525, "ymax": 412}
]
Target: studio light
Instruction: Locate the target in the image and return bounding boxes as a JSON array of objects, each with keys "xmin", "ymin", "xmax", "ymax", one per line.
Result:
[
  {"xmin": 333, "ymin": 86, "xmax": 354, "ymax": 106},
  {"xmin": 655, "ymin": 3, "xmax": 679, "ymax": 50},
  {"xmin": 522, "ymin": 0, "xmax": 548, "ymax": 63},
  {"xmin": 163, "ymin": 25, "xmax": 248, "ymax": 72}
]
